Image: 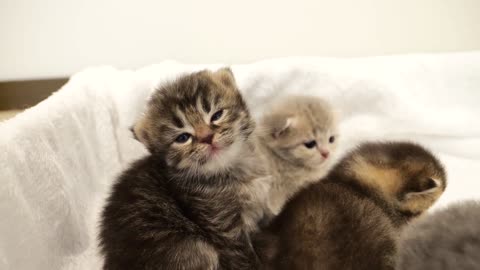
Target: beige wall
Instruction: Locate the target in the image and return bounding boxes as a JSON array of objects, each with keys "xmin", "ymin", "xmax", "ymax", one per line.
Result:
[{"xmin": 1, "ymin": 0, "xmax": 479, "ymax": 80}]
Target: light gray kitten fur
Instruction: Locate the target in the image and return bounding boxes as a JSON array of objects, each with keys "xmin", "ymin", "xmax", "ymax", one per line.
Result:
[
  {"xmin": 398, "ymin": 200, "xmax": 480, "ymax": 270},
  {"xmin": 257, "ymin": 95, "xmax": 339, "ymax": 214}
]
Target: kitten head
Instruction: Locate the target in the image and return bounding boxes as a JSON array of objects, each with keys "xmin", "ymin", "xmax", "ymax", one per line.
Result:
[
  {"xmin": 342, "ymin": 142, "xmax": 447, "ymax": 216},
  {"xmin": 259, "ymin": 96, "xmax": 338, "ymax": 170},
  {"xmin": 132, "ymin": 68, "xmax": 255, "ymax": 175}
]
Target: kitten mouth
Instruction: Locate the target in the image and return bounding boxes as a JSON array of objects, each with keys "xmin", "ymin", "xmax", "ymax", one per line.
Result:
[
  {"xmin": 313, "ymin": 158, "xmax": 328, "ymax": 168},
  {"xmin": 197, "ymin": 145, "xmax": 224, "ymax": 165},
  {"xmin": 207, "ymin": 144, "xmax": 222, "ymax": 156}
]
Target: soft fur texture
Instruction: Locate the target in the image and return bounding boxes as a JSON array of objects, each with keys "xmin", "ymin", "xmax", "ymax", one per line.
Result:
[
  {"xmin": 256, "ymin": 141, "xmax": 446, "ymax": 270},
  {"xmin": 2, "ymin": 53, "xmax": 480, "ymax": 270},
  {"xmin": 100, "ymin": 68, "xmax": 268, "ymax": 270},
  {"xmin": 397, "ymin": 200, "xmax": 480, "ymax": 270},
  {"xmin": 257, "ymin": 96, "xmax": 338, "ymax": 214}
]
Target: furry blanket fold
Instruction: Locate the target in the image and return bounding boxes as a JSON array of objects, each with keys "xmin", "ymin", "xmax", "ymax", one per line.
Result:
[{"xmin": 1, "ymin": 52, "xmax": 480, "ymax": 270}]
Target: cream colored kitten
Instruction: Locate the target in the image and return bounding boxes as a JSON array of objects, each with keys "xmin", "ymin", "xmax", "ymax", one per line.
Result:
[{"xmin": 258, "ymin": 96, "xmax": 338, "ymax": 214}]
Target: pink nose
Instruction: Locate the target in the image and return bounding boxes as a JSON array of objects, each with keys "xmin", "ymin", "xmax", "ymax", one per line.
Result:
[
  {"xmin": 199, "ymin": 133, "xmax": 214, "ymax": 144},
  {"xmin": 196, "ymin": 125, "xmax": 214, "ymax": 144},
  {"xmin": 320, "ymin": 150, "xmax": 329, "ymax": 158}
]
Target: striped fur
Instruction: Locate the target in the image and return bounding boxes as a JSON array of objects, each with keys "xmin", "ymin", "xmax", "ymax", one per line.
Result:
[{"xmin": 100, "ymin": 68, "xmax": 267, "ymax": 270}]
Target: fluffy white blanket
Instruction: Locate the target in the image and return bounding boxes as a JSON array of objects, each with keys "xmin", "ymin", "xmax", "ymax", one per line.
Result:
[{"xmin": 1, "ymin": 52, "xmax": 480, "ymax": 270}]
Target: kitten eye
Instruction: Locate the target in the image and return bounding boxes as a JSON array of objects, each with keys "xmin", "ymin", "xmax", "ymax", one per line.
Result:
[
  {"xmin": 304, "ymin": 140, "xmax": 317, "ymax": 149},
  {"xmin": 175, "ymin": 133, "xmax": 191, "ymax": 143},
  {"xmin": 329, "ymin": 136, "xmax": 335, "ymax": 143},
  {"xmin": 210, "ymin": 109, "xmax": 224, "ymax": 122}
]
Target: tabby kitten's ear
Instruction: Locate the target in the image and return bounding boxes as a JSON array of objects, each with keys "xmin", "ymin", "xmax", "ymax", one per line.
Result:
[
  {"xmin": 130, "ymin": 126, "xmax": 138, "ymax": 141},
  {"xmin": 214, "ymin": 67, "xmax": 236, "ymax": 88},
  {"xmin": 131, "ymin": 116, "xmax": 152, "ymax": 149}
]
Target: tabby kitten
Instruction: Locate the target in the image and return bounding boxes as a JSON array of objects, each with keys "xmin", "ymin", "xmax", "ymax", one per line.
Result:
[
  {"xmin": 258, "ymin": 96, "xmax": 338, "ymax": 214},
  {"xmin": 100, "ymin": 68, "xmax": 267, "ymax": 270},
  {"xmin": 397, "ymin": 200, "xmax": 480, "ymax": 270},
  {"xmin": 256, "ymin": 142, "xmax": 447, "ymax": 270}
]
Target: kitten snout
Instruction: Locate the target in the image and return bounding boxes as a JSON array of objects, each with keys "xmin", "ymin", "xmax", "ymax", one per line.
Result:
[
  {"xmin": 318, "ymin": 147, "xmax": 330, "ymax": 159},
  {"xmin": 194, "ymin": 125, "xmax": 225, "ymax": 158},
  {"xmin": 200, "ymin": 134, "xmax": 214, "ymax": 145},
  {"xmin": 196, "ymin": 125, "xmax": 214, "ymax": 145}
]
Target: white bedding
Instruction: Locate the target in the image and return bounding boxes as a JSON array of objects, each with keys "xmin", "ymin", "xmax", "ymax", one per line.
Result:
[{"xmin": 1, "ymin": 52, "xmax": 480, "ymax": 270}]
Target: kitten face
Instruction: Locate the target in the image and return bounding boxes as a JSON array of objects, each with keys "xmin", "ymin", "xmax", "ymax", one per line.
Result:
[
  {"xmin": 133, "ymin": 68, "xmax": 254, "ymax": 175},
  {"xmin": 260, "ymin": 96, "xmax": 338, "ymax": 170},
  {"xmin": 344, "ymin": 142, "xmax": 447, "ymax": 215}
]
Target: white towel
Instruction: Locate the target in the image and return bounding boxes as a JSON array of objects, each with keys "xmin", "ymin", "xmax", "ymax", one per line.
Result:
[{"xmin": 1, "ymin": 52, "xmax": 480, "ymax": 270}]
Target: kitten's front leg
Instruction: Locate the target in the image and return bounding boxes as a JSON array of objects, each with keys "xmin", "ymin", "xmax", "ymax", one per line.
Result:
[
  {"xmin": 157, "ymin": 239, "xmax": 220, "ymax": 270},
  {"xmin": 251, "ymin": 230, "xmax": 279, "ymax": 268},
  {"xmin": 219, "ymin": 231, "xmax": 261, "ymax": 270},
  {"xmin": 241, "ymin": 175, "xmax": 274, "ymax": 233}
]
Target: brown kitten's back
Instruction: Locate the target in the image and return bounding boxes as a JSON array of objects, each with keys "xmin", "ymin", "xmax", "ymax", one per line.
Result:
[
  {"xmin": 264, "ymin": 180, "xmax": 397, "ymax": 270},
  {"xmin": 257, "ymin": 142, "xmax": 446, "ymax": 270}
]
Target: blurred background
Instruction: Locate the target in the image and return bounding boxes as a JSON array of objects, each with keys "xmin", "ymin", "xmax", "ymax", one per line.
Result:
[{"xmin": 1, "ymin": 0, "xmax": 480, "ymax": 117}]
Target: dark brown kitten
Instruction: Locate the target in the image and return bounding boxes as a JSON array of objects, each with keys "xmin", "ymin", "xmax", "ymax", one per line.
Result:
[
  {"xmin": 100, "ymin": 68, "xmax": 266, "ymax": 270},
  {"xmin": 256, "ymin": 142, "xmax": 446, "ymax": 270}
]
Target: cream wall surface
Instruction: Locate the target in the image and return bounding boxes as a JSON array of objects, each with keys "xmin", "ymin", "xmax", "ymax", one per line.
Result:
[{"xmin": 1, "ymin": 0, "xmax": 480, "ymax": 80}]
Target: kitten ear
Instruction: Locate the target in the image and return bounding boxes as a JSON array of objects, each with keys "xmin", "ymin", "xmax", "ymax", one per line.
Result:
[
  {"xmin": 132, "ymin": 116, "xmax": 152, "ymax": 150},
  {"xmin": 404, "ymin": 178, "xmax": 441, "ymax": 199},
  {"xmin": 130, "ymin": 126, "xmax": 139, "ymax": 141},
  {"xmin": 271, "ymin": 117, "xmax": 296, "ymax": 139},
  {"xmin": 214, "ymin": 67, "xmax": 237, "ymax": 88},
  {"xmin": 400, "ymin": 177, "xmax": 444, "ymax": 216}
]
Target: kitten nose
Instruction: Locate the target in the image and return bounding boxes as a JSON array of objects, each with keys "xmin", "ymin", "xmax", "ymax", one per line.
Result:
[
  {"xmin": 199, "ymin": 133, "xmax": 214, "ymax": 144},
  {"xmin": 320, "ymin": 149, "xmax": 330, "ymax": 158},
  {"xmin": 196, "ymin": 126, "xmax": 214, "ymax": 144}
]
